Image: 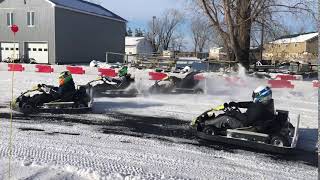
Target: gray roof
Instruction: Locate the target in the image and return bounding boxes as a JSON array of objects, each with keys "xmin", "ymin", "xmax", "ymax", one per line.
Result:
[{"xmin": 49, "ymin": 0, "xmax": 126, "ymax": 22}]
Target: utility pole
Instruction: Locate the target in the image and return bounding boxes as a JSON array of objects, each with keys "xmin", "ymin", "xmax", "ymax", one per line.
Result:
[
  {"xmin": 260, "ymin": 22, "xmax": 264, "ymax": 63},
  {"xmin": 152, "ymin": 16, "xmax": 156, "ymax": 53}
]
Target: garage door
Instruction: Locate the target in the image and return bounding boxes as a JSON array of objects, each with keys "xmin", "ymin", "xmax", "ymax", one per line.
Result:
[
  {"xmin": 27, "ymin": 43, "xmax": 48, "ymax": 64},
  {"xmin": 1, "ymin": 42, "xmax": 19, "ymax": 61}
]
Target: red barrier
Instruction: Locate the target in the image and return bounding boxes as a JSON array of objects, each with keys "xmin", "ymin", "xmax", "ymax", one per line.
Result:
[
  {"xmin": 268, "ymin": 80, "xmax": 294, "ymax": 88},
  {"xmin": 276, "ymin": 75, "xmax": 296, "ymax": 81},
  {"xmin": 225, "ymin": 77, "xmax": 240, "ymax": 83},
  {"xmin": 8, "ymin": 64, "xmax": 24, "ymax": 72},
  {"xmin": 98, "ymin": 68, "xmax": 117, "ymax": 77},
  {"xmin": 194, "ymin": 74, "xmax": 205, "ymax": 80},
  {"xmin": 313, "ymin": 81, "xmax": 320, "ymax": 88},
  {"xmin": 35, "ymin": 65, "xmax": 53, "ymax": 73},
  {"xmin": 66, "ymin": 66, "xmax": 85, "ymax": 74},
  {"xmin": 224, "ymin": 77, "xmax": 246, "ymax": 87},
  {"xmin": 149, "ymin": 72, "xmax": 167, "ymax": 80}
]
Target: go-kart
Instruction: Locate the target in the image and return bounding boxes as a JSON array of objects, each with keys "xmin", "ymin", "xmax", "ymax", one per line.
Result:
[
  {"xmin": 87, "ymin": 74, "xmax": 139, "ymax": 98},
  {"xmin": 12, "ymin": 84, "xmax": 93, "ymax": 114},
  {"xmin": 149, "ymin": 72, "xmax": 204, "ymax": 94},
  {"xmin": 190, "ymin": 104, "xmax": 299, "ymax": 154}
]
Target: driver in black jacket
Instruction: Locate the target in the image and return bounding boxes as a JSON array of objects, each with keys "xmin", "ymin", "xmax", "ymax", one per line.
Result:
[
  {"xmin": 224, "ymin": 85, "xmax": 275, "ymax": 131},
  {"xmin": 193, "ymin": 86, "xmax": 275, "ymax": 132},
  {"xmin": 34, "ymin": 71, "xmax": 76, "ymax": 105}
]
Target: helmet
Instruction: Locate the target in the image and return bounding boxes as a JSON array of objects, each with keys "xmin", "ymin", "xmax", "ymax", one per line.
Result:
[
  {"xmin": 59, "ymin": 71, "xmax": 73, "ymax": 86},
  {"xmin": 119, "ymin": 66, "xmax": 128, "ymax": 77},
  {"xmin": 252, "ymin": 85, "xmax": 272, "ymax": 104},
  {"xmin": 182, "ymin": 66, "xmax": 191, "ymax": 73},
  {"xmin": 90, "ymin": 60, "xmax": 98, "ymax": 67}
]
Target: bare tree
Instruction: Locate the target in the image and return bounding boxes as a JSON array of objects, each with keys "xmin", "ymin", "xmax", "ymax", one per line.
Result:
[
  {"xmin": 170, "ymin": 32, "xmax": 187, "ymax": 52},
  {"xmin": 146, "ymin": 9, "xmax": 185, "ymax": 52},
  {"xmin": 193, "ymin": 0, "xmax": 317, "ymax": 70},
  {"xmin": 191, "ymin": 16, "xmax": 213, "ymax": 54}
]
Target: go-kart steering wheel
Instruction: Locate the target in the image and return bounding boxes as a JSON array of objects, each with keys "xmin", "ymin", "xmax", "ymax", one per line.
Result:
[{"xmin": 38, "ymin": 84, "xmax": 55, "ymax": 94}]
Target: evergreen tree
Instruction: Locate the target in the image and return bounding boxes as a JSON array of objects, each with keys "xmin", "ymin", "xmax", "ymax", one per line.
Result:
[
  {"xmin": 135, "ymin": 28, "xmax": 144, "ymax": 37},
  {"xmin": 127, "ymin": 27, "xmax": 133, "ymax": 37}
]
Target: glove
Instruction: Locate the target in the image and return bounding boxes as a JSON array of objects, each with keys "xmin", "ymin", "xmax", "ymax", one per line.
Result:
[{"xmin": 38, "ymin": 84, "xmax": 45, "ymax": 88}]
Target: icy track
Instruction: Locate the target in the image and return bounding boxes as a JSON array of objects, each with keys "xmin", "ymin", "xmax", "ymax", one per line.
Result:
[{"xmin": 0, "ymin": 71, "xmax": 318, "ymax": 179}]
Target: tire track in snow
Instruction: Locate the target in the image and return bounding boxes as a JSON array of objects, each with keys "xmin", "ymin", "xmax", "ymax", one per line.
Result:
[
  {"xmin": 0, "ymin": 139, "xmax": 190, "ymax": 179},
  {"xmin": 0, "ymin": 112, "xmax": 317, "ymax": 179}
]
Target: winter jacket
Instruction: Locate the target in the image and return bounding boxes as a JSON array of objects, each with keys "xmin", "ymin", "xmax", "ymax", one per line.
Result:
[
  {"xmin": 233, "ymin": 99, "xmax": 275, "ymax": 128},
  {"xmin": 57, "ymin": 79, "xmax": 76, "ymax": 100}
]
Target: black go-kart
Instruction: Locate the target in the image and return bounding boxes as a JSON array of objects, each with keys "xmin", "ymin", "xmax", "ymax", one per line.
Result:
[
  {"xmin": 87, "ymin": 74, "xmax": 139, "ymax": 98},
  {"xmin": 12, "ymin": 84, "xmax": 93, "ymax": 114},
  {"xmin": 149, "ymin": 72, "xmax": 204, "ymax": 94},
  {"xmin": 190, "ymin": 104, "xmax": 299, "ymax": 154}
]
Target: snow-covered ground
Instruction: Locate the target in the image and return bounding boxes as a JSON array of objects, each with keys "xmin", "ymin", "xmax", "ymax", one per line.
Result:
[{"xmin": 0, "ymin": 70, "xmax": 318, "ymax": 179}]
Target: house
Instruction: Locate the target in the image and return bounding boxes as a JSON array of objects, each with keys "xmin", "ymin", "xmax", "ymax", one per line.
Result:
[
  {"xmin": 125, "ymin": 37, "xmax": 153, "ymax": 55},
  {"xmin": 208, "ymin": 47, "xmax": 227, "ymax": 61},
  {"xmin": 0, "ymin": 0, "xmax": 126, "ymax": 64},
  {"xmin": 263, "ymin": 32, "xmax": 318, "ymax": 63},
  {"xmin": 125, "ymin": 36, "xmax": 153, "ymax": 63}
]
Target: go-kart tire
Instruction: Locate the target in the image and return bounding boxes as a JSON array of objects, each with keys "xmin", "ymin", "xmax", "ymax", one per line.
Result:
[
  {"xmin": 76, "ymin": 102, "xmax": 88, "ymax": 108},
  {"xmin": 195, "ymin": 88, "xmax": 204, "ymax": 94},
  {"xmin": 149, "ymin": 86, "xmax": 159, "ymax": 94},
  {"xmin": 270, "ymin": 135, "xmax": 290, "ymax": 147},
  {"xmin": 128, "ymin": 88, "xmax": 139, "ymax": 95},
  {"xmin": 203, "ymin": 126, "xmax": 219, "ymax": 136},
  {"xmin": 21, "ymin": 103, "xmax": 34, "ymax": 114}
]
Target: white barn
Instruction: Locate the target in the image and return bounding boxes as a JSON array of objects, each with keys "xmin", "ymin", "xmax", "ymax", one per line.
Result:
[{"xmin": 125, "ymin": 37, "xmax": 153, "ymax": 55}]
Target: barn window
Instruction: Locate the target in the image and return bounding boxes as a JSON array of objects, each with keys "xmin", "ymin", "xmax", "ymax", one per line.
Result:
[
  {"xmin": 6, "ymin": 12, "xmax": 14, "ymax": 26},
  {"xmin": 27, "ymin": 12, "xmax": 35, "ymax": 26},
  {"xmin": 33, "ymin": 48, "xmax": 37, "ymax": 51},
  {"xmin": 44, "ymin": 49, "xmax": 48, "ymax": 51},
  {"xmin": 10, "ymin": 48, "xmax": 13, "ymax": 50},
  {"xmin": 5, "ymin": 48, "xmax": 9, "ymax": 50},
  {"xmin": 38, "ymin": 48, "xmax": 42, "ymax": 51},
  {"xmin": 28, "ymin": 48, "xmax": 31, "ymax": 51}
]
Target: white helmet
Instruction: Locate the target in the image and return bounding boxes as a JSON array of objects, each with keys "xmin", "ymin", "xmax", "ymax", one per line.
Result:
[
  {"xmin": 252, "ymin": 85, "xmax": 272, "ymax": 104},
  {"xmin": 182, "ymin": 66, "xmax": 191, "ymax": 73},
  {"xmin": 90, "ymin": 60, "xmax": 98, "ymax": 67}
]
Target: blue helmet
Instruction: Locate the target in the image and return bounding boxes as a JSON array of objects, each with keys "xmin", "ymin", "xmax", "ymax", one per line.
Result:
[{"xmin": 252, "ymin": 86, "xmax": 272, "ymax": 103}]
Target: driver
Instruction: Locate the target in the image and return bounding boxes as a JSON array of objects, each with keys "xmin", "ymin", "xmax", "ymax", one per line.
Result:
[
  {"xmin": 156, "ymin": 76, "xmax": 175, "ymax": 89},
  {"xmin": 56, "ymin": 71, "xmax": 76, "ymax": 100},
  {"xmin": 99, "ymin": 66, "xmax": 134, "ymax": 89},
  {"xmin": 107, "ymin": 66, "xmax": 129, "ymax": 84},
  {"xmin": 193, "ymin": 85, "xmax": 275, "ymax": 132},
  {"xmin": 224, "ymin": 85, "xmax": 275, "ymax": 131},
  {"xmin": 36, "ymin": 71, "xmax": 76, "ymax": 103}
]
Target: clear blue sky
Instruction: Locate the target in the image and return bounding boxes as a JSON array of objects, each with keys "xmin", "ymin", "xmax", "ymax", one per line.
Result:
[
  {"xmin": 101, "ymin": 0, "xmax": 316, "ymax": 50},
  {"xmin": 103, "ymin": 0, "xmax": 186, "ymax": 30},
  {"xmin": 103, "ymin": 0, "xmax": 316, "ymax": 32}
]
